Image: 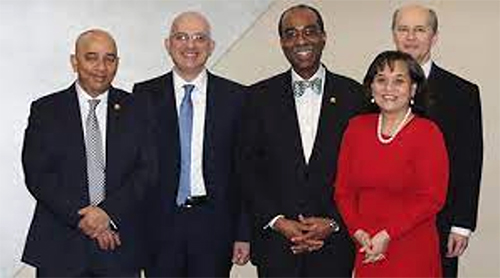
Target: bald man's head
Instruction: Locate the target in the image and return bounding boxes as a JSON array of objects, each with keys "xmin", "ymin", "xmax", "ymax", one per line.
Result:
[
  {"xmin": 165, "ymin": 11, "xmax": 214, "ymax": 81},
  {"xmin": 71, "ymin": 29, "xmax": 119, "ymax": 97}
]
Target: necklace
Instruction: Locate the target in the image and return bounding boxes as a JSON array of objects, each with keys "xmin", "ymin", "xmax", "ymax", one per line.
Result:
[{"xmin": 377, "ymin": 108, "xmax": 413, "ymax": 144}]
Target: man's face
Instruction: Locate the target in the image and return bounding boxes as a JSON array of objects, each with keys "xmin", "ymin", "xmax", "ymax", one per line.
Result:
[
  {"xmin": 71, "ymin": 32, "xmax": 118, "ymax": 97},
  {"xmin": 280, "ymin": 8, "xmax": 326, "ymax": 79},
  {"xmin": 166, "ymin": 13, "xmax": 215, "ymax": 80},
  {"xmin": 392, "ymin": 6, "xmax": 437, "ymax": 64}
]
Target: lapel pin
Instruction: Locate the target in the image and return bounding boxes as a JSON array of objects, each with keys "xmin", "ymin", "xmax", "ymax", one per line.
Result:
[
  {"xmin": 329, "ymin": 96, "xmax": 336, "ymax": 104},
  {"xmin": 113, "ymin": 103, "xmax": 121, "ymax": 111}
]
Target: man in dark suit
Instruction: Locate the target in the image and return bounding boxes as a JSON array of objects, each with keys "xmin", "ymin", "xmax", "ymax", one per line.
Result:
[
  {"xmin": 21, "ymin": 29, "xmax": 156, "ymax": 277},
  {"xmin": 238, "ymin": 4, "xmax": 365, "ymax": 277},
  {"xmin": 132, "ymin": 11, "xmax": 250, "ymax": 277},
  {"xmin": 392, "ymin": 4, "xmax": 483, "ymax": 277}
]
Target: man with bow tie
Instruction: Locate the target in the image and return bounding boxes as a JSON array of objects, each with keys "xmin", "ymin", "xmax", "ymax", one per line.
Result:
[{"xmin": 237, "ymin": 4, "xmax": 365, "ymax": 277}]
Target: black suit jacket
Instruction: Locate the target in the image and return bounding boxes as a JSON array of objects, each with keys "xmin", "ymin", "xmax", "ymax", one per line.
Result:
[
  {"xmin": 419, "ymin": 64, "xmax": 483, "ymax": 233},
  {"xmin": 239, "ymin": 69, "xmax": 365, "ymax": 269},
  {"xmin": 132, "ymin": 71, "xmax": 248, "ymax": 267},
  {"xmin": 22, "ymin": 84, "xmax": 156, "ymax": 272}
]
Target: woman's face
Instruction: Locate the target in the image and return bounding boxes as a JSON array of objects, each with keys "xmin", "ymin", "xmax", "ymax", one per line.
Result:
[{"xmin": 371, "ymin": 60, "xmax": 416, "ymax": 115}]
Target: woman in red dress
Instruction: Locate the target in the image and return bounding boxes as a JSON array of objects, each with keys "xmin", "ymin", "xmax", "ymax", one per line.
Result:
[{"xmin": 334, "ymin": 51, "xmax": 448, "ymax": 277}]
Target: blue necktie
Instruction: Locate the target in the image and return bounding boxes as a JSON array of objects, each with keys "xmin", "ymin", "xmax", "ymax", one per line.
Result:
[{"xmin": 176, "ymin": 84, "xmax": 195, "ymax": 206}]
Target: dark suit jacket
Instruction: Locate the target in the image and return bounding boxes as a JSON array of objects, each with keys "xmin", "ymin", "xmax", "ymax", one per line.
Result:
[
  {"xmin": 21, "ymin": 84, "xmax": 156, "ymax": 273},
  {"xmin": 419, "ymin": 64, "xmax": 483, "ymax": 233},
  {"xmin": 132, "ymin": 71, "xmax": 248, "ymax": 269},
  {"xmin": 239, "ymin": 69, "xmax": 365, "ymax": 270}
]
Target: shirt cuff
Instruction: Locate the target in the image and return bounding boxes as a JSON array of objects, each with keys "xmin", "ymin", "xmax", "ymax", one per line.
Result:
[
  {"xmin": 451, "ymin": 226, "xmax": 471, "ymax": 237},
  {"xmin": 264, "ymin": 214, "xmax": 284, "ymax": 230}
]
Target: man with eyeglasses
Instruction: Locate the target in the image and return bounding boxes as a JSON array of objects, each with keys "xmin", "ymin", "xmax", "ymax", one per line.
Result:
[
  {"xmin": 132, "ymin": 11, "xmax": 250, "ymax": 277},
  {"xmin": 237, "ymin": 4, "xmax": 364, "ymax": 277},
  {"xmin": 392, "ymin": 4, "xmax": 483, "ymax": 277}
]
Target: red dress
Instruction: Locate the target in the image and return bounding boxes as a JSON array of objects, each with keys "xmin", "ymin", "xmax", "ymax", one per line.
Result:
[{"xmin": 334, "ymin": 114, "xmax": 448, "ymax": 277}]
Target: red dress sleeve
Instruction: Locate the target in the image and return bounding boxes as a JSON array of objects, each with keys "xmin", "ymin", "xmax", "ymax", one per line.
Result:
[
  {"xmin": 385, "ymin": 121, "xmax": 449, "ymax": 240},
  {"xmin": 334, "ymin": 120, "xmax": 363, "ymax": 236}
]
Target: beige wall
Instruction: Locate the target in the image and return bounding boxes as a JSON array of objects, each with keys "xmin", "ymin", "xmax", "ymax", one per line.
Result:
[
  {"xmin": 216, "ymin": 0, "xmax": 500, "ymax": 277},
  {"xmin": 15, "ymin": 0, "xmax": 499, "ymax": 277}
]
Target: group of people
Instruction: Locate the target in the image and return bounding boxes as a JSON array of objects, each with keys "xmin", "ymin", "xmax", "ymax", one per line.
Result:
[{"xmin": 21, "ymin": 3, "xmax": 483, "ymax": 278}]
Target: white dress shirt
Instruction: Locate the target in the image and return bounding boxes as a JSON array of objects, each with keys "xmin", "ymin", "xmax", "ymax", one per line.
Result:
[
  {"xmin": 292, "ymin": 66, "xmax": 325, "ymax": 163},
  {"xmin": 421, "ymin": 59, "xmax": 471, "ymax": 238},
  {"xmin": 173, "ymin": 70, "xmax": 207, "ymax": 197},
  {"xmin": 266, "ymin": 66, "xmax": 326, "ymax": 229},
  {"xmin": 76, "ymin": 82, "xmax": 108, "ymax": 163}
]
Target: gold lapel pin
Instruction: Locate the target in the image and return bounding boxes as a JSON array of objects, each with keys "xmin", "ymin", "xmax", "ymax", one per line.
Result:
[
  {"xmin": 113, "ymin": 103, "xmax": 121, "ymax": 111},
  {"xmin": 329, "ymin": 96, "xmax": 336, "ymax": 104}
]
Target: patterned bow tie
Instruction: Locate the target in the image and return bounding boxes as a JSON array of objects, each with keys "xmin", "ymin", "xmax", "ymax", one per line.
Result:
[{"xmin": 293, "ymin": 78, "xmax": 322, "ymax": 98}]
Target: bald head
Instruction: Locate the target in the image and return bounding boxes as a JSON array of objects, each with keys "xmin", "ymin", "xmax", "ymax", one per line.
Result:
[
  {"xmin": 392, "ymin": 4, "xmax": 438, "ymax": 34},
  {"xmin": 71, "ymin": 29, "xmax": 119, "ymax": 97},
  {"xmin": 165, "ymin": 11, "xmax": 214, "ymax": 81},
  {"xmin": 74, "ymin": 29, "xmax": 117, "ymax": 57},
  {"xmin": 170, "ymin": 11, "xmax": 212, "ymax": 37}
]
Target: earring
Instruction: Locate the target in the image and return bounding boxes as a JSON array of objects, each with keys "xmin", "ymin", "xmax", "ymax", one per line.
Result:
[
  {"xmin": 370, "ymin": 97, "xmax": 375, "ymax": 104},
  {"xmin": 410, "ymin": 99, "xmax": 415, "ymax": 105}
]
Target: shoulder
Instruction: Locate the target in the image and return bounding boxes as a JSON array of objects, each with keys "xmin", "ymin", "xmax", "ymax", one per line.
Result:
[
  {"xmin": 249, "ymin": 71, "xmax": 289, "ymax": 91},
  {"xmin": 31, "ymin": 85, "xmax": 74, "ymax": 110},
  {"xmin": 346, "ymin": 114, "xmax": 376, "ymax": 133},
  {"xmin": 133, "ymin": 73, "xmax": 172, "ymax": 92},
  {"xmin": 412, "ymin": 116, "xmax": 443, "ymax": 138},
  {"xmin": 208, "ymin": 72, "xmax": 244, "ymax": 89},
  {"xmin": 328, "ymin": 71, "xmax": 363, "ymax": 88},
  {"xmin": 431, "ymin": 64, "xmax": 479, "ymax": 93}
]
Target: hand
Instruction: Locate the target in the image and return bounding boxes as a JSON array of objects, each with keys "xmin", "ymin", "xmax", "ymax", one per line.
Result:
[
  {"xmin": 95, "ymin": 229, "xmax": 121, "ymax": 251},
  {"xmin": 289, "ymin": 215, "xmax": 334, "ymax": 254},
  {"xmin": 273, "ymin": 217, "xmax": 307, "ymax": 241},
  {"xmin": 232, "ymin": 241, "xmax": 250, "ymax": 265},
  {"xmin": 362, "ymin": 229, "xmax": 390, "ymax": 264},
  {"xmin": 293, "ymin": 215, "xmax": 335, "ymax": 242},
  {"xmin": 78, "ymin": 206, "xmax": 110, "ymax": 238},
  {"xmin": 446, "ymin": 232, "xmax": 469, "ymax": 257},
  {"xmin": 353, "ymin": 229, "xmax": 371, "ymax": 250}
]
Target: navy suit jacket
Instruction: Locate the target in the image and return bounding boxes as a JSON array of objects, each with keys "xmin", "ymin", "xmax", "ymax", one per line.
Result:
[
  {"xmin": 22, "ymin": 84, "xmax": 156, "ymax": 272},
  {"xmin": 419, "ymin": 64, "xmax": 483, "ymax": 233},
  {"xmin": 238, "ymin": 69, "xmax": 365, "ymax": 270},
  {"xmin": 132, "ymin": 71, "xmax": 248, "ymax": 267}
]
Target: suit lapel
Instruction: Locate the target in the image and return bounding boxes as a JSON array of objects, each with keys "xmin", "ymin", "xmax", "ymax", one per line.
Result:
[
  {"xmin": 276, "ymin": 71, "xmax": 307, "ymax": 170},
  {"xmin": 61, "ymin": 84, "xmax": 90, "ymax": 203},
  {"xmin": 105, "ymin": 87, "xmax": 127, "ymax": 192},
  {"xmin": 308, "ymin": 71, "xmax": 338, "ymax": 170},
  {"xmin": 203, "ymin": 72, "xmax": 218, "ymax": 195}
]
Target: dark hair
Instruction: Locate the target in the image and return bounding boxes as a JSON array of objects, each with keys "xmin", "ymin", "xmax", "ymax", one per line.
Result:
[
  {"xmin": 278, "ymin": 4, "xmax": 325, "ymax": 38},
  {"xmin": 391, "ymin": 6, "xmax": 438, "ymax": 34},
  {"xmin": 362, "ymin": 50, "xmax": 431, "ymax": 116}
]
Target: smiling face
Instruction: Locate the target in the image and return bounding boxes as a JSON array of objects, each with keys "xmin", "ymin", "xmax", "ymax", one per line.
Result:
[
  {"xmin": 392, "ymin": 5, "xmax": 438, "ymax": 64},
  {"xmin": 71, "ymin": 30, "xmax": 118, "ymax": 97},
  {"xmin": 371, "ymin": 60, "xmax": 416, "ymax": 116},
  {"xmin": 279, "ymin": 7, "xmax": 326, "ymax": 79},
  {"xmin": 166, "ymin": 12, "xmax": 215, "ymax": 81}
]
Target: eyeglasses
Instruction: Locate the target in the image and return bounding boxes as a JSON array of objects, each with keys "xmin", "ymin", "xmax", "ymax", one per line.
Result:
[
  {"xmin": 281, "ymin": 26, "xmax": 323, "ymax": 41},
  {"xmin": 170, "ymin": 32, "xmax": 211, "ymax": 44},
  {"xmin": 395, "ymin": 26, "xmax": 432, "ymax": 36}
]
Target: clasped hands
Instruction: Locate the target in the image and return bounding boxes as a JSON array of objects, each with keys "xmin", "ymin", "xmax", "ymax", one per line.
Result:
[
  {"xmin": 274, "ymin": 215, "xmax": 336, "ymax": 255},
  {"xmin": 354, "ymin": 229, "xmax": 390, "ymax": 264},
  {"xmin": 78, "ymin": 206, "xmax": 121, "ymax": 251}
]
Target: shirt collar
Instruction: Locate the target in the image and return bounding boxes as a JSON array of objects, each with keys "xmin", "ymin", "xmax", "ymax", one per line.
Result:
[
  {"xmin": 173, "ymin": 69, "xmax": 207, "ymax": 93},
  {"xmin": 75, "ymin": 81, "xmax": 109, "ymax": 103},
  {"xmin": 291, "ymin": 65, "xmax": 325, "ymax": 83},
  {"xmin": 421, "ymin": 59, "xmax": 432, "ymax": 78}
]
